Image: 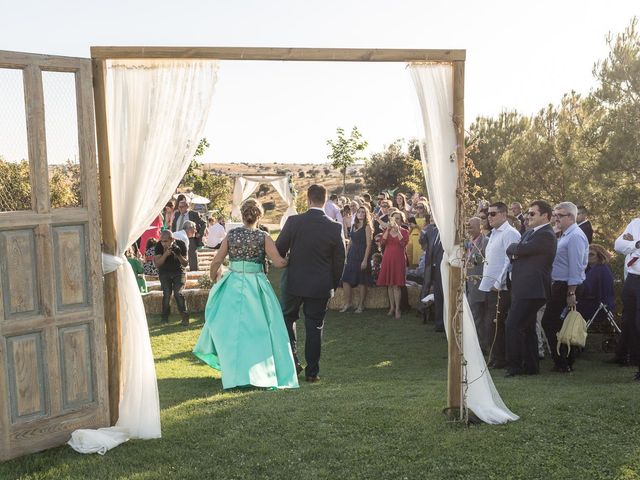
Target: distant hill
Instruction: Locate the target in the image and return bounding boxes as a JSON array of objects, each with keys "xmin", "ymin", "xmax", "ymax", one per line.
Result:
[{"xmin": 202, "ymin": 162, "xmax": 367, "ymax": 223}]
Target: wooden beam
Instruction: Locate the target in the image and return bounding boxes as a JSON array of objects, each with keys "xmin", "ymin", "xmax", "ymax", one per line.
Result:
[
  {"xmin": 90, "ymin": 46, "xmax": 465, "ymax": 62},
  {"xmin": 447, "ymin": 60, "xmax": 466, "ymax": 418},
  {"xmin": 91, "ymin": 58, "xmax": 121, "ymax": 426}
]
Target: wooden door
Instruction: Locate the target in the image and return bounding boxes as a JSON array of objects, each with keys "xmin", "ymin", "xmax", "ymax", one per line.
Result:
[{"xmin": 0, "ymin": 50, "xmax": 109, "ymax": 461}]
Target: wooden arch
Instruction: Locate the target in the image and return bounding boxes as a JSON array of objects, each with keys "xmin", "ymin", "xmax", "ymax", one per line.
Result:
[{"xmin": 90, "ymin": 46, "xmax": 466, "ymax": 422}]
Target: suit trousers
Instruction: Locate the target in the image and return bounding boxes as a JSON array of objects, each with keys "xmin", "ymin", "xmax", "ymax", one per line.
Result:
[
  {"xmin": 484, "ymin": 290, "xmax": 510, "ymax": 366},
  {"xmin": 188, "ymin": 237, "xmax": 199, "ymax": 272},
  {"xmin": 621, "ymin": 273, "xmax": 640, "ymax": 367},
  {"xmin": 506, "ymin": 298, "xmax": 547, "ymax": 374},
  {"xmin": 541, "ymin": 281, "xmax": 574, "ymax": 369},
  {"xmin": 281, "ymin": 291, "xmax": 329, "ymax": 378}
]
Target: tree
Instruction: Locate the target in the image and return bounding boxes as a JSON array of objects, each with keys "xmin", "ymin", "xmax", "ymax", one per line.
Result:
[
  {"xmin": 326, "ymin": 126, "xmax": 368, "ymax": 194},
  {"xmin": 466, "ymin": 111, "xmax": 529, "ymax": 194},
  {"xmin": 362, "ymin": 139, "xmax": 424, "ymax": 197},
  {"xmin": 0, "ymin": 157, "xmax": 31, "ymax": 211},
  {"xmin": 181, "ymin": 138, "xmax": 210, "ymax": 187}
]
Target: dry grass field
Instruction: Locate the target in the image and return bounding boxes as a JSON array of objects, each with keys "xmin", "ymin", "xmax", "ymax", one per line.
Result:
[{"xmin": 203, "ymin": 162, "xmax": 367, "ymax": 224}]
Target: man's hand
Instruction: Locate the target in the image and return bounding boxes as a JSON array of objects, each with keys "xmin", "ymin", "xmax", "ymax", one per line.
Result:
[
  {"xmin": 360, "ymin": 260, "xmax": 367, "ymax": 271},
  {"xmin": 566, "ymin": 294, "xmax": 577, "ymax": 308},
  {"xmin": 623, "ymin": 233, "xmax": 634, "ymax": 241}
]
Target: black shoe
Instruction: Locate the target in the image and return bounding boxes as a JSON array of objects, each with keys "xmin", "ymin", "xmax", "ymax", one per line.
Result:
[
  {"xmin": 181, "ymin": 313, "xmax": 190, "ymax": 326},
  {"xmin": 305, "ymin": 376, "xmax": 320, "ymax": 383},
  {"xmin": 552, "ymin": 365, "xmax": 572, "ymax": 373},
  {"xmin": 504, "ymin": 369, "xmax": 521, "ymax": 378},
  {"xmin": 633, "ymin": 371, "xmax": 640, "ymax": 381},
  {"xmin": 434, "ymin": 325, "xmax": 445, "ymax": 333}
]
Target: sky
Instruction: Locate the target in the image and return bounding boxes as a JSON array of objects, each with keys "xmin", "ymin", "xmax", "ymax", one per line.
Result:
[{"xmin": 1, "ymin": 0, "xmax": 638, "ymax": 165}]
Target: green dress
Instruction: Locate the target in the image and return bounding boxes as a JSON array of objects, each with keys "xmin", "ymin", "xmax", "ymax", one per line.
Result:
[
  {"xmin": 127, "ymin": 257, "xmax": 147, "ymax": 293},
  {"xmin": 193, "ymin": 227, "xmax": 299, "ymax": 390}
]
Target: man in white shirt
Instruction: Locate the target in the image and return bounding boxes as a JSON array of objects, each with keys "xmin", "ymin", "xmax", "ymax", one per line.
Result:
[
  {"xmin": 614, "ymin": 216, "xmax": 640, "ymax": 381},
  {"xmin": 206, "ymin": 215, "xmax": 226, "ymax": 249},
  {"xmin": 479, "ymin": 201, "xmax": 522, "ymax": 369},
  {"xmin": 323, "ymin": 194, "xmax": 343, "ymax": 224}
]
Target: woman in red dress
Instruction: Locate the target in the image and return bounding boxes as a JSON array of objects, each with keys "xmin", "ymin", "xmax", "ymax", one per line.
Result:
[{"xmin": 377, "ymin": 210, "xmax": 409, "ymax": 320}]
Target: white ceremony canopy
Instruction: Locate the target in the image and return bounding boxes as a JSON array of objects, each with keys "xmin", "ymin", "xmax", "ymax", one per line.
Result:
[{"xmin": 231, "ymin": 174, "xmax": 297, "ymax": 228}]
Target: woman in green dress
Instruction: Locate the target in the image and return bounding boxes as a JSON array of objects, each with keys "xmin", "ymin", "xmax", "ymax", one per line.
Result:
[{"xmin": 193, "ymin": 200, "xmax": 298, "ymax": 390}]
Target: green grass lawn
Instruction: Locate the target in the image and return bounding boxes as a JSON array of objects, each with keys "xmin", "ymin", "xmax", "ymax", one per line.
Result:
[{"xmin": 2, "ymin": 269, "xmax": 640, "ymax": 479}]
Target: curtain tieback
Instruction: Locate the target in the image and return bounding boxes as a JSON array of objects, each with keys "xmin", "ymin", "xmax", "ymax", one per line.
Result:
[{"xmin": 102, "ymin": 252, "xmax": 127, "ymax": 274}]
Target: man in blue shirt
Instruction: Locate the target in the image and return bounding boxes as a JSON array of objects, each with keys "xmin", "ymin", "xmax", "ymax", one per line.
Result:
[{"xmin": 541, "ymin": 202, "xmax": 589, "ymax": 373}]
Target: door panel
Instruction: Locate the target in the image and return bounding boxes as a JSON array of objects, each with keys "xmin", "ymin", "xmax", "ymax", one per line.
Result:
[{"xmin": 0, "ymin": 50, "xmax": 109, "ymax": 461}]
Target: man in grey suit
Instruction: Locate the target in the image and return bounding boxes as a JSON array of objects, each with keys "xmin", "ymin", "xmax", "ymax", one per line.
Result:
[
  {"xmin": 420, "ymin": 221, "xmax": 445, "ymax": 331},
  {"xmin": 465, "ymin": 217, "xmax": 490, "ymax": 353},
  {"xmin": 504, "ymin": 200, "xmax": 557, "ymax": 377}
]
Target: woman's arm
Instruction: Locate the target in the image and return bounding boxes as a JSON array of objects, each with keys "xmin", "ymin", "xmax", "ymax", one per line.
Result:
[
  {"xmin": 361, "ymin": 225, "xmax": 373, "ymax": 270},
  {"xmin": 209, "ymin": 238, "xmax": 229, "ymax": 280},
  {"xmin": 264, "ymin": 235, "xmax": 288, "ymax": 268}
]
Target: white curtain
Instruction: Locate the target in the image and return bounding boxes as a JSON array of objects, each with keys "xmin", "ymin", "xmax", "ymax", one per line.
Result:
[
  {"xmin": 231, "ymin": 175, "xmax": 297, "ymax": 228},
  {"xmin": 409, "ymin": 63, "xmax": 519, "ymax": 424},
  {"xmin": 69, "ymin": 59, "xmax": 219, "ymax": 454}
]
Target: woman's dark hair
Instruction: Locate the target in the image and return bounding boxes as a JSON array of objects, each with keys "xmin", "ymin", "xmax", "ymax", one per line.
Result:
[
  {"xmin": 354, "ymin": 206, "xmax": 373, "ymax": 231},
  {"xmin": 241, "ymin": 199, "xmax": 264, "ymax": 224},
  {"xmin": 395, "ymin": 193, "xmax": 407, "ymax": 209},
  {"xmin": 342, "ymin": 205, "xmax": 351, "ymax": 215},
  {"xmin": 165, "ymin": 200, "xmax": 174, "ymax": 210},
  {"xmin": 175, "ymin": 194, "xmax": 186, "ymax": 205}
]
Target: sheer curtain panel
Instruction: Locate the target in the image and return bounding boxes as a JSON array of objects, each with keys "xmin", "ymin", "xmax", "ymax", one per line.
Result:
[
  {"xmin": 409, "ymin": 63, "xmax": 518, "ymax": 424},
  {"xmin": 69, "ymin": 59, "xmax": 219, "ymax": 454}
]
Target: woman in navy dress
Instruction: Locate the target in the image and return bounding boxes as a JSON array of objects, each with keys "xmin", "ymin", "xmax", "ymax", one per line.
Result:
[{"xmin": 339, "ymin": 206, "xmax": 373, "ymax": 313}]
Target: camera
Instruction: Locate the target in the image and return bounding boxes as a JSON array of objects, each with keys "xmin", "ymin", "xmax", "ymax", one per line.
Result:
[
  {"xmin": 171, "ymin": 244, "xmax": 182, "ymax": 255},
  {"xmin": 388, "ymin": 216, "xmax": 397, "ymax": 227}
]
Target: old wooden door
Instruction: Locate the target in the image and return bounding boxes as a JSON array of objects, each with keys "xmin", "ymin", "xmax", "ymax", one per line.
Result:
[{"xmin": 0, "ymin": 50, "xmax": 109, "ymax": 460}]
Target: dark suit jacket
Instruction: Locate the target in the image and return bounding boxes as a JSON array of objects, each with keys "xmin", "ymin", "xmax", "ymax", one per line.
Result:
[
  {"xmin": 516, "ymin": 213, "xmax": 526, "ymax": 234},
  {"xmin": 506, "ymin": 224, "xmax": 557, "ymax": 301},
  {"xmin": 420, "ymin": 224, "xmax": 444, "ymax": 291},
  {"xmin": 579, "ymin": 220, "xmax": 593, "ymax": 244},
  {"xmin": 276, "ymin": 209, "xmax": 346, "ymax": 298},
  {"xmin": 172, "ymin": 210, "xmax": 206, "ymax": 243}
]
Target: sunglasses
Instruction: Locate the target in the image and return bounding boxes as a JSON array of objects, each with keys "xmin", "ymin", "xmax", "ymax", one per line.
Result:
[
  {"xmin": 488, "ymin": 211, "xmax": 502, "ymax": 217},
  {"xmin": 552, "ymin": 213, "xmax": 571, "ymax": 218}
]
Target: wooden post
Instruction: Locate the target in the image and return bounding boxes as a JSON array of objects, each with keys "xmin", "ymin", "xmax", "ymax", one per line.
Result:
[
  {"xmin": 92, "ymin": 58, "xmax": 121, "ymax": 425},
  {"xmin": 447, "ymin": 60, "xmax": 466, "ymax": 418}
]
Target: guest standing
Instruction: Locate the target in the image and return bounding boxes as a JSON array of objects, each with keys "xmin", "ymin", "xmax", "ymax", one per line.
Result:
[
  {"xmin": 504, "ymin": 201, "xmax": 557, "ymax": 377},
  {"xmin": 541, "ymin": 202, "xmax": 589, "ymax": 373},
  {"xmin": 340, "ymin": 207, "xmax": 373, "ymax": 313},
  {"xmin": 377, "ymin": 211, "xmax": 409, "ymax": 320},
  {"xmin": 154, "ymin": 230, "xmax": 189, "ymax": 325}
]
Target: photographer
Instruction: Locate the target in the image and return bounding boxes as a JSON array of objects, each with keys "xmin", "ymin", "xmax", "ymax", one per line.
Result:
[{"xmin": 154, "ymin": 230, "xmax": 190, "ymax": 325}]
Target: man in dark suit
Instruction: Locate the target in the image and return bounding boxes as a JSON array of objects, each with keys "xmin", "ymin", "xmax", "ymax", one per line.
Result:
[
  {"xmin": 172, "ymin": 199, "xmax": 206, "ymax": 247},
  {"xmin": 510, "ymin": 202, "xmax": 527, "ymax": 235},
  {"xmin": 577, "ymin": 205, "xmax": 593, "ymax": 244},
  {"xmin": 504, "ymin": 200, "xmax": 557, "ymax": 376},
  {"xmin": 276, "ymin": 184, "xmax": 346, "ymax": 382},
  {"xmin": 419, "ymin": 222, "xmax": 445, "ymax": 331}
]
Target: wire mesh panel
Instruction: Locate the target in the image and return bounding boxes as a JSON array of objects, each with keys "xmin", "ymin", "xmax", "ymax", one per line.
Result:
[
  {"xmin": 42, "ymin": 71, "xmax": 81, "ymax": 208},
  {"xmin": 0, "ymin": 67, "xmax": 32, "ymax": 212}
]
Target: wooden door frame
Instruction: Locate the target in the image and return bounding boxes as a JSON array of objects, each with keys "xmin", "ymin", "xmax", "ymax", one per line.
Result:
[{"xmin": 90, "ymin": 46, "xmax": 466, "ymax": 421}]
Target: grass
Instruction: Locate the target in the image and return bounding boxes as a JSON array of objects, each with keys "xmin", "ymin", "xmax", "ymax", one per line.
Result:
[{"xmin": 2, "ymin": 269, "xmax": 640, "ymax": 479}]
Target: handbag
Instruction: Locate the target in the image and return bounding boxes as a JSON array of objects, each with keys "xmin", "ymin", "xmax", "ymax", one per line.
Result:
[{"xmin": 556, "ymin": 307, "xmax": 588, "ymax": 355}]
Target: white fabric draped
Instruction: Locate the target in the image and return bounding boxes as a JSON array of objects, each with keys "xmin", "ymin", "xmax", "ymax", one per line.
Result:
[
  {"xmin": 409, "ymin": 63, "xmax": 519, "ymax": 424},
  {"xmin": 231, "ymin": 175, "xmax": 297, "ymax": 228},
  {"xmin": 69, "ymin": 59, "xmax": 219, "ymax": 454}
]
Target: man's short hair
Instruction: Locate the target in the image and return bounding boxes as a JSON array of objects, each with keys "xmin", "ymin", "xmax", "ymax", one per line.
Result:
[
  {"xmin": 530, "ymin": 200, "xmax": 553, "ymax": 220},
  {"xmin": 329, "ymin": 193, "xmax": 339, "ymax": 202},
  {"xmin": 577, "ymin": 205, "xmax": 588, "ymax": 215},
  {"xmin": 378, "ymin": 192, "xmax": 389, "ymax": 199},
  {"xmin": 160, "ymin": 230, "xmax": 173, "ymax": 239},
  {"xmin": 307, "ymin": 184, "xmax": 327, "ymax": 205},
  {"xmin": 363, "ymin": 193, "xmax": 371, "ymax": 201},
  {"xmin": 489, "ymin": 202, "xmax": 508, "ymax": 213},
  {"xmin": 183, "ymin": 220, "xmax": 196, "ymax": 230},
  {"xmin": 511, "ymin": 202, "xmax": 522, "ymax": 209},
  {"xmin": 555, "ymin": 201, "xmax": 578, "ymax": 218}
]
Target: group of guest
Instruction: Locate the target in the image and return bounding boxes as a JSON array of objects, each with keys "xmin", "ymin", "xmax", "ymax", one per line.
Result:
[
  {"xmin": 328, "ymin": 190, "xmax": 431, "ymax": 320},
  {"xmin": 464, "ymin": 199, "xmax": 632, "ymax": 379}
]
